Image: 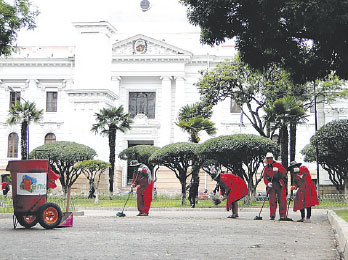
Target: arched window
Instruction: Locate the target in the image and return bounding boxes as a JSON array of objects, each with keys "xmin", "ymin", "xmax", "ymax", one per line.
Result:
[
  {"xmin": 7, "ymin": 133, "xmax": 19, "ymax": 158},
  {"xmin": 44, "ymin": 133, "xmax": 56, "ymax": 144}
]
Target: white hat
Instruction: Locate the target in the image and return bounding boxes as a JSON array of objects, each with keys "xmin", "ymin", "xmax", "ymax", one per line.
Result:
[{"xmin": 266, "ymin": 152, "xmax": 274, "ymax": 158}]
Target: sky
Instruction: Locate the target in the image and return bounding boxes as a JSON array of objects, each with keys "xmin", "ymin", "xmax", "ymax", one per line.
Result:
[{"xmin": 16, "ymin": 0, "xmax": 202, "ymax": 46}]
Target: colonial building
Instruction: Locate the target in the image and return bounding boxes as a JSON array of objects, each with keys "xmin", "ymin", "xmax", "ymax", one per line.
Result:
[{"xmin": 0, "ymin": 21, "xmax": 345, "ymax": 195}]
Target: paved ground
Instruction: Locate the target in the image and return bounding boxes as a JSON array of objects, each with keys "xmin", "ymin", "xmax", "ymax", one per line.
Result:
[{"xmin": 0, "ymin": 208, "xmax": 340, "ymax": 260}]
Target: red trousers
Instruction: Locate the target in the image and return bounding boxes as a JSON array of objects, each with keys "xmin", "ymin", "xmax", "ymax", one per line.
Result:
[
  {"xmin": 268, "ymin": 182, "xmax": 287, "ymax": 218},
  {"xmin": 137, "ymin": 181, "xmax": 153, "ymax": 214}
]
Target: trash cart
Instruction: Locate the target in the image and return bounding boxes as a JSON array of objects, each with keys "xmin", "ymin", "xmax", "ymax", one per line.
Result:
[{"xmin": 6, "ymin": 160, "xmax": 62, "ymax": 229}]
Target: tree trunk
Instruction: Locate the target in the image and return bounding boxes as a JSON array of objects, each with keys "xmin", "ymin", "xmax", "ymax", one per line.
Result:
[
  {"xmin": 108, "ymin": 127, "xmax": 116, "ymax": 198},
  {"xmin": 88, "ymin": 179, "xmax": 95, "ymax": 199},
  {"xmin": 21, "ymin": 121, "xmax": 28, "ymax": 160},
  {"xmin": 289, "ymin": 121, "xmax": 297, "ymax": 195},
  {"xmin": 279, "ymin": 124, "xmax": 289, "ymax": 171},
  {"xmin": 189, "ymin": 164, "xmax": 200, "ymax": 208},
  {"xmin": 181, "ymin": 177, "xmax": 187, "ymax": 205}
]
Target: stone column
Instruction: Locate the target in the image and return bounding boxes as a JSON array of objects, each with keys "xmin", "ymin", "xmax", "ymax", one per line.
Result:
[
  {"xmin": 174, "ymin": 76, "xmax": 186, "ymax": 142},
  {"xmin": 111, "ymin": 76, "xmax": 121, "ymax": 97},
  {"xmin": 159, "ymin": 76, "xmax": 172, "ymax": 146}
]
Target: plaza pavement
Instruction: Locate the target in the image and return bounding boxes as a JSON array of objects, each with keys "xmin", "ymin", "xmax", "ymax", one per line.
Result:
[{"xmin": 0, "ymin": 208, "xmax": 341, "ymax": 259}]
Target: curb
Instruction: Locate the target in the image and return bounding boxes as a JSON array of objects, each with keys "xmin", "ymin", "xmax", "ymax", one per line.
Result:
[{"xmin": 327, "ymin": 209, "xmax": 348, "ymax": 259}]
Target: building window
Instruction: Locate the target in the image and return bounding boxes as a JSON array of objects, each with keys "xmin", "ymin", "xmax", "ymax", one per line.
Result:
[
  {"xmin": 44, "ymin": 133, "xmax": 56, "ymax": 144},
  {"xmin": 46, "ymin": 92, "xmax": 58, "ymax": 112},
  {"xmin": 129, "ymin": 92, "xmax": 156, "ymax": 119},
  {"xmin": 7, "ymin": 132, "xmax": 19, "ymax": 158},
  {"xmin": 9, "ymin": 91, "xmax": 21, "ymax": 109},
  {"xmin": 230, "ymin": 99, "xmax": 241, "ymax": 113}
]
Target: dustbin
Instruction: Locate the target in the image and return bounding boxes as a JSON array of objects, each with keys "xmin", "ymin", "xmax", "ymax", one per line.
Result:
[{"xmin": 6, "ymin": 160, "xmax": 62, "ymax": 229}]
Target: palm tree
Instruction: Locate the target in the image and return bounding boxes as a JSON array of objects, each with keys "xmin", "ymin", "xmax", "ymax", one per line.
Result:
[
  {"xmin": 175, "ymin": 103, "xmax": 216, "ymax": 207},
  {"xmin": 176, "ymin": 104, "xmax": 216, "ymax": 144},
  {"xmin": 7, "ymin": 101, "xmax": 43, "ymax": 160},
  {"xmin": 91, "ymin": 105, "xmax": 133, "ymax": 197}
]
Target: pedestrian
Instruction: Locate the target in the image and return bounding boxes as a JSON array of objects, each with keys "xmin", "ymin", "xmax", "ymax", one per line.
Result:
[
  {"xmin": 187, "ymin": 178, "xmax": 199, "ymax": 208},
  {"xmin": 1, "ymin": 181, "xmax": 10, "ymax": 196},
  {"xmin": 289, "ymin": 161, "xmax": 319, "ymax": 223},
  {"xmin": 219, "ymin": 173, "xmax": 248, "ymax": 218},
  {"xmin": 263, "ymin": 152, "xmax": 292, "ymax": 221},
  {"xmin": 130, "ymin": 160, "xmax": 153, "ymax": 216}
]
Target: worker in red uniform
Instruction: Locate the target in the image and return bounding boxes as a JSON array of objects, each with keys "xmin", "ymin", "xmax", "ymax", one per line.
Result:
[
  {"xmin": 219, "ymin": 173, "xmax": 248, "ymax": 218},
  {"xmin": 289, "ymin": 161, "xmax": 319, "ymax": 223},
  {"xmin": 130, "ymin": 160, "xmax": 153, "ymax": 216},
  {"xmin": 263, "ymin": 153, "xmax": 291, "ymax": 221},
  {"xmin": 1, "ymin": 181, "xmax": 10, "ymax": 196}
]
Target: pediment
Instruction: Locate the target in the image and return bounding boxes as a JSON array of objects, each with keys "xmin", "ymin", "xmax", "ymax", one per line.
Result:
[{"xmin": 112, "ymin": 34, "xmax": 192, "ymax": 57}]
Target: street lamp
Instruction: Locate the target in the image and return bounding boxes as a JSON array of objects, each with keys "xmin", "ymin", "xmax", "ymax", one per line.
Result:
[
  {"xmin": 313, "ymin": 82, "xmax": 320, "ymax": 196},
  {"xmin": 8, "ymin": 86, "xmax": 30, "ymax": 159}
]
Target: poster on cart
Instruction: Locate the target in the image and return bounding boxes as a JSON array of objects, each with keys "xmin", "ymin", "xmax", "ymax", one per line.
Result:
[{"xmin": 17, "ymin": 173, "xmax": 47, "ymax": 195}]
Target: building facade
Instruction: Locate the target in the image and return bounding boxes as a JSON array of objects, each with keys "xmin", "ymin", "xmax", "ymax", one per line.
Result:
[{"xmin": 0, "ymin": 21, "xmax": 346, "ymax": 195}]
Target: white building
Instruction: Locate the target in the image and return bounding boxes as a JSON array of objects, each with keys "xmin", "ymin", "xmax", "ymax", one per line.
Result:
[{"xmin": 0, "ymin": 21, "xmax": 346, "ymax": 194}]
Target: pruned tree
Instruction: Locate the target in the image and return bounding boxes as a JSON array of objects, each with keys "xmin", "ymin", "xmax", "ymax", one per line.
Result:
[
  {"xmin": 196, "ymin": 134, "xmax": 279, "ymax": 198},
  {"xmin": 30, "ymin": 141, "xmax": 96, "ymax": 195},
  {"xmin": 301, "ymin": 120, "xmax": 348, "ymax": 193},
  {"xmin": 74, "ymin": 160, "xmax": 110, "ymax": 204},
  {"xmin": 149, "ymin": 142, "xmax": 199, "ymax": 205}
]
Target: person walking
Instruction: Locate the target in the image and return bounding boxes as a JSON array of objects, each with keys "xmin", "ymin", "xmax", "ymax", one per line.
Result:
[
  {"xmin": 219, "ymin": 173, "xmax": 248, "ymax": 218},
  {"xmin": 263, "ymin": 153, "xmax": 292, "ymax": 221},
  {"xmin": 1, "ymin": 181, "xmax": 10, "ymax": 196},
  {"xmin": 130, "ymin": 160, "xmax": 153, "ymax": 216},
  {"xmin": 289, "ymin": 161, "xmax": 319, "ymax": 223}
]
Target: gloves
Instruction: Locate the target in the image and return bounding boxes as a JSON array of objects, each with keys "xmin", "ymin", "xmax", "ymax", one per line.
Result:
[
  {"xmin": 293, "ymin": 167, "xmax": 299, "ymax": 173},
  {"xmin": 291, "ymin": 185, "xmax": 296, "ymax": 190},
  {"xmin": 273, "ymin": 167, "xmax": 278, "ymax": 172},
  {"xmin": 267, "ymin": 183, "xmax": 273, "ymax": 188}
]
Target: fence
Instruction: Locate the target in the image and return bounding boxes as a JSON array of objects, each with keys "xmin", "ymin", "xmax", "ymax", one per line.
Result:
[{"xmin": 0, "ymin": 195, "xmax": 76, "ymax": 214}]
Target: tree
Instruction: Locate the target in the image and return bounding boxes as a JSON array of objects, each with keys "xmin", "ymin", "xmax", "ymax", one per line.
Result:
[
  {"xmin": 180, "ymin": 0, "xmax": 348, "ymax": 83},
  {"xmin": 175, "ymin": 103, "xmax": 216, "ymax": 207},
  {"xmin": 119, "ymin": 145, "xmax": 160, "ymax": 177},
  {"xmin": 74, "ymin": 160, "xmax": 110, "ymax": 204},
  {"xmin": 30, "ymin": 141, "xmax": 96, "ymax": 195},
  {"xmin": 91, "ymin": 106, "xmax": 133, "ymax": 198},
  {"xmin": 302, "ymin": 120, "xmax": 348, "ymax": 193},
  {"xmin": 0, "ymin": 0, "xmax": 39, "ymax": 56},
  {"xmin": 7, "ymin": 101, "xmax": 43, "ymax": 160},
  {"xmin": 149, "ymin": 142, "xmax": 199, "ymax": 205},
  {"xmin": 196, "ymin": 134, "xmax": 279, "ymax": 197}
]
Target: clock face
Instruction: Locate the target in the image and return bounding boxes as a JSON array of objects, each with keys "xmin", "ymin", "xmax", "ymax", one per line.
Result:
[{"xmin": 134, "ymin": 39, "xmax": 147, "ymax": 54}]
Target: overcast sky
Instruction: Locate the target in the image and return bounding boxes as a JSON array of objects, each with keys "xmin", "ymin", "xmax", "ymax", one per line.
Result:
[{"xmin": 17, "ymin": 0, "xmax": 201, "ymax": 46}]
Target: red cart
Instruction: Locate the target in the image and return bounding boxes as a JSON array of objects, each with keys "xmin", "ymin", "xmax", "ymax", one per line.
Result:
[{"xmin": 6, "ymin": 160, "xmax": 62, "ymax": 229}]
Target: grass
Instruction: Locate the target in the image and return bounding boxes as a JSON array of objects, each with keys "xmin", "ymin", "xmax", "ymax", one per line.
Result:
[
  {"xmin": 2, "ymin": 194, "xmax": 348, "ymax": 213},
  {"xmin": 335, "ymin": 209, "xmax": 348, "ymax": 222}
]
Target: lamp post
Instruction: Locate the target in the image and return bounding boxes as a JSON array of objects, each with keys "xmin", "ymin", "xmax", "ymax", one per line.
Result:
[
  {"xmin": 313, "ymin": 82, "xmax": 320, "ymax": 196},
  {"xmin": 8, "ymin": 86, "xmax": 30, "ymax": 159}
]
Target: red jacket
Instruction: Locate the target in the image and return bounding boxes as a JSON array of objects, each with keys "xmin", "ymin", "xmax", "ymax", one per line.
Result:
[
  {"xmin": 293, "ymin": 166, "xmax": 319, "ymax": 211},
  {"xmin": 263, "ymin": 162, "xmax": 287, "ymax": 187},
  {"xmin": 220, "ymin": 174, "xmax": 248, "ymax": 204}
]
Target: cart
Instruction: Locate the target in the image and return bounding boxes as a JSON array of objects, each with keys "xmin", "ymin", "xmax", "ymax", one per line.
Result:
[{"xmin": 6, "ymin": 160, "xmax": 62, "ymax": 229}]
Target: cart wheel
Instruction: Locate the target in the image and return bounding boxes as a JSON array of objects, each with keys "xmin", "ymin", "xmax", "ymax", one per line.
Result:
[
  {"xmin": 38, "ymin": 203, "xmax": 62, "ymax": 229},
  {"xmin": 15, "ymin": 214, "xmax": 38, "ymax": 229}
]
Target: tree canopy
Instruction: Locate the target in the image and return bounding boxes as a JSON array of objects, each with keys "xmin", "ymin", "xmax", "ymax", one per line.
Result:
[
  {"xmin": 181, "ymin": 0, "xmax": 348, "ymax": 83},
  {"xmin": 196, "ymin": 134, "xmax": 279, "ymax": 196},
  {"xmin": 302, "ymin": 120, "xmax": 348, "ymax": 193},
  {"xmin": 0, "ymin": 0, "xmax": 39, "ymax": 56},
  {"xmin": 30, "ymin": 141, "xmax": 96, "ymax": 194},
  {"xmin": 149, "ymin": 142, "xmax": 199, "ymax": 204}
]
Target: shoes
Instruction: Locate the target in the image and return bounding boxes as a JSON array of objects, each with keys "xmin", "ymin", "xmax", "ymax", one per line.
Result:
[
  {"xmin": 304, "ymin": 218, "xmax": 311, "ymax": 223},
  {"xmin": 279, "ymin": 217, "xmax": 293, "ymax": 221},
  {"xmin": 297, "ymin": 219, "xmax": 304, "ymax": 222},
  {"xmin": 227, "ymin": 214, "xmax": 239, "ymax": 218},
  {"xmin": 136, "ymin": 212, "xmax": 149, "ymax": 216},
  {"xmin": 270, "ymin": 216, "xmax": 275, "ymax": 220}
]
